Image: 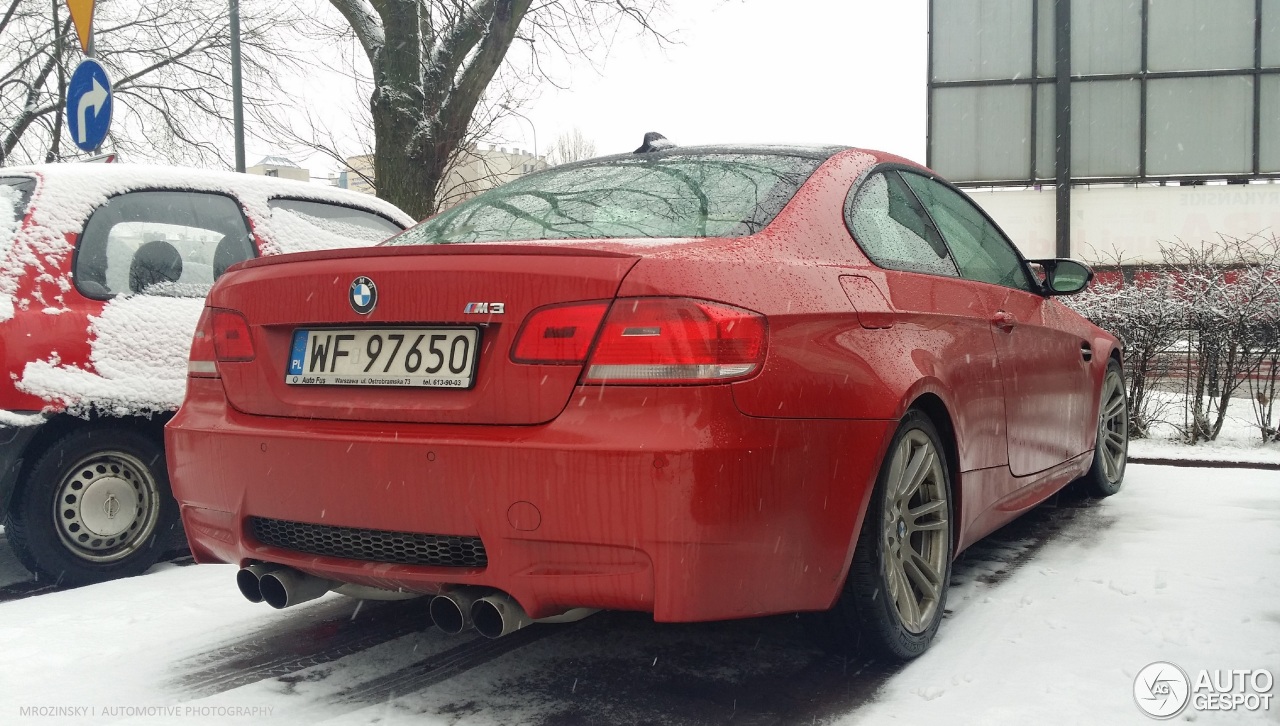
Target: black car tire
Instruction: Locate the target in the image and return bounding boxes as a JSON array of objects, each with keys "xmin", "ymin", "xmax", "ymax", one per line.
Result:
[
  {"xmin": 806, "ymin": 410, "xmax": 953, "ymax": 661},
  {"xmin": 4, "ymin": 427, "xmax": 178, "ymax": 586}
]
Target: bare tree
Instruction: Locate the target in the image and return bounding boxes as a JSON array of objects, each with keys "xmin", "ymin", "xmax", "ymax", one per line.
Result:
[
  {"xmin": 547, "ymin": 127, "xmax": 596, "ymax": 165},
  {"xmin": 321, "ymin": 0, "xmax": 668, "ymax": 219},
  {"xmin": 1, "ymin": 0, "xmax": 306, "ymax": 167}
]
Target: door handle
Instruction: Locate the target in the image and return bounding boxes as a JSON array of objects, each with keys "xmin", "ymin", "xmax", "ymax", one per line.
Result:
[
  {"xmin": 991, "ymin": 311, "xmax": 1016, "ymax": 332},
  {"xmin": 1081, "ymin": 342, "xmax": 1093, "ymax": 361}
]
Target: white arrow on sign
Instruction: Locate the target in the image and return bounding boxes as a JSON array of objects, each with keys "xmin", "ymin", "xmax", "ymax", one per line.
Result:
[{"xmin": 77, "ymin": 77, "xmax": 108, "ymax": 145}]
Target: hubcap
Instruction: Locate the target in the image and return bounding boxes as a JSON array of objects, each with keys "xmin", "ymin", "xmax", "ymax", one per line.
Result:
[
  {"xmin": 882, "ymin": 430, "xmax": 950, "ymax": 634},
  {"xmin": 1098, "ymin": 370, "xmax": 1128, "ymax": 483},
  {"xmin": 54, "ymin": 451, "xmax": 159, "ymax": 563}
]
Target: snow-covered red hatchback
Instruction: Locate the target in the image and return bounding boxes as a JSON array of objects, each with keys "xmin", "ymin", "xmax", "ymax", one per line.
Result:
[
  {"xmin": 167, "ymin": 144, "xmax": 1127, "ymax": 659},
  {"xmin": 0, "ymin": 164, "xmax": 412, "ymax": 586}
]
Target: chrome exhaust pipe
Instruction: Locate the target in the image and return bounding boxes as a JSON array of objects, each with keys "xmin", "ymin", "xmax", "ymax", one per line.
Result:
[
  {"xmin": 258, "ymin": 568, "xmax": 336, "ymax": 609},
  {"xmin": 428, "ymin": 586, "xmax": 488, "ymax": 634},
  {"xmin": 236, "ymin": 564, "xmax": 283, "ymax": 604},
  {"xmin": 471, "ymin": 592, "xmax": 598, "ymax": 639}
]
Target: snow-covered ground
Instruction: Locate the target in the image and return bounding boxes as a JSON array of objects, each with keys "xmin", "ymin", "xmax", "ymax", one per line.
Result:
[
  {"xmin": 841, "ymin": 465, "xmax": 1280, "ymax": 725},
  {"xmin": 0, "ymin": 464, "xmax": 1275, "ymax": 725}
]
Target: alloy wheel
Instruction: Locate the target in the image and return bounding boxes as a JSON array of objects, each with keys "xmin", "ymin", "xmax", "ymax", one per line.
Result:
[
  {"xmin": 881, "ymin": 430, "xmax": 950, "ymax": 634},
  {"xmin": 1098, "ymin": 369, "xmax": 1128, "ymax": 483},
  {"xmin": 53, "ymin": 451, "xmax": 161, "ymax": 563}
]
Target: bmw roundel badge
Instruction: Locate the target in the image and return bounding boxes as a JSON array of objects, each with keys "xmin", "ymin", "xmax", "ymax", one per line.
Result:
[{"xmin": 349, "ymin": 276, "xmax": 377, "ymax": 315}]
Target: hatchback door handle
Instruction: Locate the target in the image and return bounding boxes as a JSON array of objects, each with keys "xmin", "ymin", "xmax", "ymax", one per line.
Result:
[
  {"xmin": 1081, "ymin": 342, "xmax": 1093, "ymax": 361},
  {"xmin": 991, "ymin": 311, "xmax": 1016, "ymax": 331}
]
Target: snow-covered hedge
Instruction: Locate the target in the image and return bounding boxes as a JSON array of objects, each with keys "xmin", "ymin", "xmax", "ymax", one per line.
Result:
[{"xmin": 1067, "ymin": 234, "xmax": 1280, "ymax": 444}]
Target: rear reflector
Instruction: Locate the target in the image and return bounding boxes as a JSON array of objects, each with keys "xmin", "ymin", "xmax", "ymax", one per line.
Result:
[
  {"xmin": 511, "ymin": 301, "xmax": 610, "ymax": 364},
  {"xmin": 212, "ymin": 310, "xmax": 255, "ymax": 361},
  {"xmin": 583, "ymin": 298, "xmax": 766, "ymax": 384},
  {"xmin": 188, "ymin": 307, "xmax": 254, "ymax": 377}
]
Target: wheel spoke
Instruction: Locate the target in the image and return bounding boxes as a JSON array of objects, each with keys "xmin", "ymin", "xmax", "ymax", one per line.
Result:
[
  {"xmin": 1105, "ymin": 395, "xmax": 1125, "ymax": 419},
  {"xmin": 898, "ymin": 443, "xmax": 934, "ymax": 506},
  {"xmin": 904, "ymin": 552, "xmax": 942, "ymax": 602},
  {"xmin": 892, "ymin": 562, "xmax": 921, "ymax": 628},
  {"xmin": 907, "ymin": 499, "xmax": 946, "ymax": 520},
  {"xmin": 886, "ymin": 442, "xmax": 909, "ymax": 503}
]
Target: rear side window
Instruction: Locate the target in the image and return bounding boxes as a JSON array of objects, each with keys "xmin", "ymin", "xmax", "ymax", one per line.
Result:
[
  {"xmin": 846, "ymin": 171, "xmax": 959, "ymax": 277},
  {"xmin": 387, "ymin": 153, "xmax": 825, "ymax": 245},
  {"xmin": 74, "ymin": 191, "xmax": 255, "ymax": 299},
  {"xmin": 268, "ymin": 198, "xmax": 403, "ymax": 245},
  {"xmin": 900, "ymin": 173, "xmax": 1035, "ymax": 292}
]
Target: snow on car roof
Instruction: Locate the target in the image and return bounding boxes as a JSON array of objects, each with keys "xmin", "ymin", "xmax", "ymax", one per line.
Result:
[{"xmin": 0, "ymin": 162, "xmax": 413, "ymax": 237}]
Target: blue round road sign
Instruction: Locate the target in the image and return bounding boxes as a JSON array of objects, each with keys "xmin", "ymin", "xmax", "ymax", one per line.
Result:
[{"xmin": 66, "ymin": 59, "xmax": 113, "ymax": 153}]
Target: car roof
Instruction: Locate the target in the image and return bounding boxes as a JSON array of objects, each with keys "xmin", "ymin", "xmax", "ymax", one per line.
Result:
[
  {"xmin": 1, "ymin": 162, "xmax": 414, "ymax": 230},
  {"xmin": 551, "ymin": 143, "xmax": 854, "ymax": 171}
]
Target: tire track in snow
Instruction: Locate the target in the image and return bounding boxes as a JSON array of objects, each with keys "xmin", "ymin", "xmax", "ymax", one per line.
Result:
[
  {"xmin": 327, "ymin": 623, "xmax": 557, "ymax": 704},
  {"xmin": 173, "ymin": 597, "xmax": 431, "ymax": 697}
]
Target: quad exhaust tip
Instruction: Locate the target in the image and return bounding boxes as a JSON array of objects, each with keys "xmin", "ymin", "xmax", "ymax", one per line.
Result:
[
  {"xmin": 238, "ymin": 568, "xmax": 598, "ymax": 632},
  {"xmin": 236, "ymin": 564, "xmax": 282, "ymax": 604},
  {"xmin": 471, "ymin": 592, "xmax": 598, "ymax": 639},
  {"xmin": 428, "ymin": 586, "xmax": 487, "ymax": 634},
  {"xmin": 237, "ymin": 565, "xmax": 334, "ymax": 609}
]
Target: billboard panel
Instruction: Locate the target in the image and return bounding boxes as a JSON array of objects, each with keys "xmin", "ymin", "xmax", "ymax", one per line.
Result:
[{"xmin": 928, "ymin": 0, "xmax": 1280, "ymax": 184}]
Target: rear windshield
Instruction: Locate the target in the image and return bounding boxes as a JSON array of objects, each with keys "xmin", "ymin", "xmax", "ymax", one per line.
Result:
[{"xmin": 386, "ymin": 153, "xmax": 824, "ymax": 245}]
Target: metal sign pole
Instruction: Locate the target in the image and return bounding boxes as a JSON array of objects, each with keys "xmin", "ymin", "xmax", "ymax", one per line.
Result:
[{"xmin": 230, "ymin": 0, "xmax": 246, "ymax": 173}]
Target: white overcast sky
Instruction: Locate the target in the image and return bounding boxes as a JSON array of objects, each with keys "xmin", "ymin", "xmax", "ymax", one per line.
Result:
[{"xmin": 257, "ymin": 1, "xmax": 928, "ymax": 176}]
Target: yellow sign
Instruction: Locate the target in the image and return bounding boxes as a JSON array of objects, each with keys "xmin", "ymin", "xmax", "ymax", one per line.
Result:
[{"xmin": 65, "ymin": 0, "xmax": 95, "ymax": 54}]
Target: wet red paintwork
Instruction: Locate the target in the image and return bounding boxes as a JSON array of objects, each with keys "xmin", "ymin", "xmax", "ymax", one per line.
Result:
[{"xmin": 167, "ymin": 147, "xmax": 1120, "ymax": 622}]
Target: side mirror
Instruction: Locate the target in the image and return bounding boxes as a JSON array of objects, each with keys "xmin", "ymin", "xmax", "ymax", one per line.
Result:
[{"xmin": 1028, "ymin": 258, "xmax": 1094, "ymax": 296}]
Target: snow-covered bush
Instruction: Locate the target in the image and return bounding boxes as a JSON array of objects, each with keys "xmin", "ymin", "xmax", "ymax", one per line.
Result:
[
  {"xmin": 1162, "ymin": 235, "xmax": 1280, "ymax": 443},
  {"xmin": 1070, "ymin": 234, "xmax": 1280, "ymax": 443}
]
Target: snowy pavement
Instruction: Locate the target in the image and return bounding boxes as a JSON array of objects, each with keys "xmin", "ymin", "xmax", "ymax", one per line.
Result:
[{"xmin": 0, "ymin": 464, "xmax": 1276, "ymax": 725}]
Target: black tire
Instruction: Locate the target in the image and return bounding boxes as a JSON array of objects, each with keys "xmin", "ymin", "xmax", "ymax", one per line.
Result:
[
  {"xmin": 4, "ymin": 426, "xmax": 178, "ymax": 586},
  {"xmin": 805, "ymin": 410, "xmax": 954, "ymax": 661},
  {"xmin": 1081, "ymin": 359, "xmax": 1127, "ymax": 498}
]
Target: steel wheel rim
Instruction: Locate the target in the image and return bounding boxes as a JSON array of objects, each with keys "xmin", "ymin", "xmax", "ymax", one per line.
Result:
[
  {"xmin": 1098, "ymin": 370, "xmax": 1128, "ymax": 484},
  {"xmin": 882, "ymin": 429, "xmax": 950, "ymax": 634},
  {"xmin": 53, "ymin": 451, "xmax": 160, "ymax": 563}
]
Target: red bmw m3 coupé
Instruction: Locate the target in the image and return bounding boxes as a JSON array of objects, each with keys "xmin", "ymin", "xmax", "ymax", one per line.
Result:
[{"xmin": 166, "ymin": 142, "xmax": 1126, "ymax": 660}]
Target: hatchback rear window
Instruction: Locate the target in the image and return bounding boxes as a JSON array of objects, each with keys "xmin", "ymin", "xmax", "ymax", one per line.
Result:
[
  {"xmin": 268, "ymin": 198, "xmax": 404, "ymax": 245},
  {"xmin": 74, "ymin": 191, "xmax": 255, "ymax": 299},
  {"xmin": 387, "ymin": 153, "xmax": 825, "ymax": 245}
]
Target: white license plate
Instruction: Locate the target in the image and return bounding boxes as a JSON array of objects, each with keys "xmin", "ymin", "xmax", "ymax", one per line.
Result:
[{"xmin": 286, "ymin": 328, "xmax": 480, "ymax": 388}]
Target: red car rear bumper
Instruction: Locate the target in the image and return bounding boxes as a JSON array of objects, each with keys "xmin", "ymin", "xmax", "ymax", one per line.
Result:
[{"xmin": 167, "ymin": 378, "xmax": 894, "ymax": 622}]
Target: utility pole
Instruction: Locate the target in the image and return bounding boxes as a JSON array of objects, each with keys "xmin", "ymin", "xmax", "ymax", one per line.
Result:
[
  {"xmin": 230, "ymin": 0, "xmax": 245, "ymax": 172},
  {"xmin": 1054, "ymin": 0, "xmax": 1071, "ymax": 258}
]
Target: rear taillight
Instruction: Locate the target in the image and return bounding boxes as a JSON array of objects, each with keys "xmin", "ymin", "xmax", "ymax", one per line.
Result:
[
  {"xmin": 188, "ymin": 307, "xmax": 254, "ymax": 377},
  {"xmin": 511, "ymin": 301, "xmax": 610, "ymax": 364},
  {"xmin": 510, "ymin": 297, "xmax": 767, "ymax": 384},
  {"xmin": 586, "ymin": 298, "xmax": 766, "ymax": 384}
]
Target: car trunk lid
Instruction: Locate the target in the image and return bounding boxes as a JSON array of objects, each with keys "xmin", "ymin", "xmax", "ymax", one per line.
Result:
[{"xmin": 207, "ymin": 245, "xmax": 639, "ymax": 425}]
